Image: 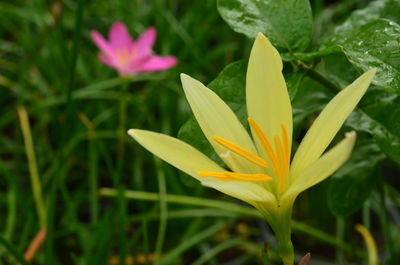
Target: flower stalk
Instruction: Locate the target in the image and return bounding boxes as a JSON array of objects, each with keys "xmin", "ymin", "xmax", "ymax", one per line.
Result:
[{"xmin": 117, "ymin": 77, "xmax": 130, "ymax": 176}]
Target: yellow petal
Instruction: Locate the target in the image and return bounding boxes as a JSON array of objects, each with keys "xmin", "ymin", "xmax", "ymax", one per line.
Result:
[
  {"xmin": 128, "ymin": 129, "xmax": 224, "ymax": 181},
  {"xmin": 128, "ymin": 129, "xmax": 274, "ymax": 203},
  {"xmin": 287, "ymin": 131, "xmax": 356, "ymax": 196},
  {"xmin": 290, "ymin": 69, "xmax": 376, "ymax": 178},
  {"xmin": 203, "ymin": 180, "xmax": 277, "ymax": 203},
  {"xmin": 181, "ymin": 74, "xmax": 259, "ymax": 173},
  {"xmin": 246, "ymin": 33, "xmax": 293, "ymax": 161}
]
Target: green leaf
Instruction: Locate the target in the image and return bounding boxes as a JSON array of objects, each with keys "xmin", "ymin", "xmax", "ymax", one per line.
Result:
[
  {"xmin": 330, "ymin": 19, "xmax": 400, "ymax": 94},
  {"xmin": 328, "ymin": 140, "xmax": 385, "ymax": 217},
  {"xmin": 324, "ymin": 51, "xmax": 400, "ymax": 165},
  {"xmin": 217, "ymin": 0, "xmax": 313, "ymax": 52},
  {"xmin": 332, "ymin": 0, "xmax": 400, "ymax": 35},
  {"xmin": 347, "ymin": 92, "xmax": 400, "ymax": 165},
  {"xmin": 290, "ymin": 76, "xmax": 332, "ymax": 144}
]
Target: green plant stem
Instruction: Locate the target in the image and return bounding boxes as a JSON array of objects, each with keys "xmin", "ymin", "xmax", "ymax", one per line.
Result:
[
  {"xmin": 154, "ymin": 158, "xmax": 168, "ymax": 265},
  {"xmin": 117, "ymin": 78, "xmax": 130, "ymax": 177},
  {"xmin": 89, "ymin": 134, "xmax": 99, "ymax": 224},
  {"xmin": 142, "ymin": 220, "xmax": 150, "ymax": 265},
  {"xmin": 1, "ymin": 162, "xmax": 17, "ymax": 240},
  {"xmin": 336, "ymin": 217, "xmax": 345, "ymax": 265},
  {"xmin": 99, "ymin": 188, "xmax": 355, "ymax": 254},
  {"xmin": 17, "ymin": 106, "xmax": 47, "ymax": 229},
  {"xmin": 377, "ymin": 185, "xmax": 395, "ymax": 263},
  {"xmin": 362, "ymin": 200, "xmax": 371, "ymax": 230},
  {"xmin": 117, "ymin": 187, "xmax": 127, "ymax": 265},
  {"xmin": 296, "ymin": 61, "xmax": 340, "ymax": 93}
]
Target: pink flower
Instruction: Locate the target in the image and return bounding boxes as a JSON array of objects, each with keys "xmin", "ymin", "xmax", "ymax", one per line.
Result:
[{"xmin": 91, "ymin": 22, "xmax": 177, "ymax": 76}]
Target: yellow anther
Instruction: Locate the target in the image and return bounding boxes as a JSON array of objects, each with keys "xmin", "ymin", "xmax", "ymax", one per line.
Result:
[
  {"xmin": 213, "ymin": 136, "xmax": 268, "ymax": 168},
  {"xmin": 198, "ymin": 171, "xmax": 272, "ymax": 182}
]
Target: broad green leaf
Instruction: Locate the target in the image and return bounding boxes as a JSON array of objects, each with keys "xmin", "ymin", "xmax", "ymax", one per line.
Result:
[
  {"xmin": 291, "ymin": 76, "xmax": 331, "ymax": 133},
  {"xmin": 328, "ymin": 140, "xmax": 385, "ymax": 217},
  {"xmin": 283, "ymin": 0, "xmax": 400, "ymax": 61},
  {"xmin": 330, "ymin": 19, "xmax": 400, "ymax": 94},
  {"xmin": 217, "ymin": 0, "xmax": 313, "ymax": 52},
  {"xmin": 324, "ymin": 51, "xmax": 400, "ymax": 165},
  {"xmin": 333, "ymin": 0, "xmax": 400, "ymax": 34},
  {"xmin": 347, "ymin": 93, "xmax": 400, "ymax": 165}
]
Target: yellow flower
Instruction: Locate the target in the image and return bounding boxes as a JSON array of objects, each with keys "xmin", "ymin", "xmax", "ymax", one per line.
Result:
[{"xmin": 128, "ymin": 33, "xmax": 375, "ymax": 265}]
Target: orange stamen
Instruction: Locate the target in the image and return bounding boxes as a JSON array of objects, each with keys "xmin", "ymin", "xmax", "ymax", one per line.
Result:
[
  {"xmin": 248, "ymin": 118, "xmax": 291, "ymax": 193},
  {"xmin": 198, "ymin": 171, "xmax": 231, "ymax": 180},
  {"xmin": 213, "ymin": 136, "xmax": 268, "ymax": 168},
  {"xmin": 248, "ymin": 118, "xmax": 280, "ymax": 175},
  {"xmin": 199, "ymin": 171, "xmax": 272, "ymax": 182},
  {"xmin": 280, "ymin": 123, "xmax": 290, "ymax": 167},
  {"xmin": 224, "ymin": 172, "xmax": 272, "ymax": 182},
  {"xmin": 274, "ymin": 135, "xmax": 286, "ymax": 192}
]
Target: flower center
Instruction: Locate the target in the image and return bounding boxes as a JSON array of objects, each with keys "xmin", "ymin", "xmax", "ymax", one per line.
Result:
[
  {"xmin": 198, "ymin": 119, "xmax": 291, "ymax": 192},
  {"xmin": 115, "ymin": 47, "xmax": 137, "ymax": 68}
]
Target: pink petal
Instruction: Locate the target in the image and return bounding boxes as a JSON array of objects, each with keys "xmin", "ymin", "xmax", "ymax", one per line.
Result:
[
  {"xmin": 90, "ymin": 30, "xmax": 115, "ymax": 59},
  {"xmin": 136, "ymin": 55, "xmax": 177, "ymax": 73},
  {"xmin": 135, "ymin": 27, "xmax": 157, "ymax": 53},
  {"xmin": 109, "ymin": 22, "xmax": 134, "ymax": 49}
]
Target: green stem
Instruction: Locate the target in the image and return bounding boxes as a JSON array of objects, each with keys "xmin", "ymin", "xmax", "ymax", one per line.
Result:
[
  {"xmin": 142, "ymin": 220, "xmax": 150, "ymax": 265},
  {"xmin": 154, "ymin": 158, "xmax": 168, "ymax": 264},
  {"xmin": 89, "ymin": 135, "xmax": 99, "ymax": 224},
  {"xmin": 268, "ymin": 206, "xmax": 294, "ymax": 265},
  {"xmin": 116, "ymin": 78, "xmax": 130, "ymax": 178},
  {"xmin": 117, "ymin": 187, "xmax": 127, "ymax": 265},
  {"xmin": 277, "ymin": 237, "xmax": 294, "ymax": 265},
  {"xmin": 0, "ymin": 162, "xmax": 17, "ymax": 240},
  {"xmin": 377, "ymin": 185, "xmax": 395, "ymax": 263},
  {"xmin": 296, "ymin": 61, "xmax": 340, "ymax": 93},
  {"xmin": 336, "ymin": 217, "xmax": 345, "ymax": 265},
  {"xmin": 362, "ymin": 200, "xmax": 371, "ymax": 230},
  {"xmin": 17, "ymin": 106, "xmax": 47, "ymax": 229}
]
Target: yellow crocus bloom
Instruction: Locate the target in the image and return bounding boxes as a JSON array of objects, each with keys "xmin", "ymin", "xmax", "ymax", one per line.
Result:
[{"xmin": 128, "ymin": 33, "xmax": 375, "ymax": 265}]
